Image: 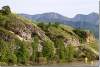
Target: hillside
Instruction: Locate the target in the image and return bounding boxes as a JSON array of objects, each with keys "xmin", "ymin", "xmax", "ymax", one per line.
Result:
[
  {"xmin": 19, "ymin": 12, "xmax": 99, "ymax": 38},
  {"xmin": 0, "ymin": 6, "xmax": 99, "ymax": 66}
]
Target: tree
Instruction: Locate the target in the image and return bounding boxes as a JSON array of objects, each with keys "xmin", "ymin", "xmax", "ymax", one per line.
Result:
[
  {"xmin": 2, "ymin": 6, "xmax": 11, "ymax": 15},
  {"xmin": 38, "ymin": 22, "xmax": 49, "ymax": 32},
  {"xmin": 53, "ymin": 22, "xmax": 60, "ymax": 28},
  {"xmin": 54, "ymin": 38, "xmax": 66, "ymax": 62},
  {"xmin": 42, "ymin": 40, "xmax": 55, "ymax": 62},
  {"xmin": 0, "ymin": 39, "xmax": 17, "ymax": 65},
  {"xmin": 15, "ymin": 40, "xmax": 30, "ymax": 64},
  {"xmin": 47, "ymin": 22, "xmax": 52, "ymax": 27},
  {"xmin": 73, "ymin": 29, "xmax": 87, "ymax": 43},
  {"xmin": 7, "ymin": 41, "xmax": 17, "ymax": 65},
  {"xmin": 31, "ymin": 36, "xmax": 39, "ymax": 63},
  {"xmin": 0, "ymin": 39, "xmax": 8, "ymax": 62},
  {"xmin": 7, "ymin": 53, "xmax": 17, "ymax": 65},
  {"xmin": 38, "ymin": 23, "xmax": 45, "ymax": 29},
  {"xmin": 0, "ymin": 14, "xmax": 8, "ymax": 27},
  {"xmin": 65, "ymin": 45, "xmax": 75, "ymax": 62}
]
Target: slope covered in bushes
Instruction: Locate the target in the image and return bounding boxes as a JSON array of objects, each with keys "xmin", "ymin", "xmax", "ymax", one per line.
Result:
[{"xmin": 0, "ymin": 6, "xmax": 98, "ymax": 66}]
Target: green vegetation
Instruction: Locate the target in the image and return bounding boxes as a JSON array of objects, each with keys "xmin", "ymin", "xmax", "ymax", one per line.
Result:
[
  {"xmin": 15, "ymin": 40, "xmax": 30, "ymax": 64},
  {"xmin": 65, "ymin": 45, "xmax": 75, "ymax": 62},
  {"xmin": 0, "ymin": 6, "xmax": 11, "ymax": 15},
  {"xmin": 31, "ymin": 36, "xmax": 39, "ymax": 64},
  {"xmin": 0, "ymin": 39, "xmax": 17, "ymax": 65},
  {"xmin": 73, "ymin": 29, "xmax": 87, "ymax": 43},
  {"xmin": 88, "ymin": 41, "xmax": 99, "ymax": 51},
  {"xmin": 0, "ymin": 6, "xmax": 99, "ymax": 66},
  {"xmin": 54, "ymin": 38, "xmax": 66, "ymax": 61},
  {"xmin": 42, "ymin": 40, "xmax": 55, "ymax": 62}
]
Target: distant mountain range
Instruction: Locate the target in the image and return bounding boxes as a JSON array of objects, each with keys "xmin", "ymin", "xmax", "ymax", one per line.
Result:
[{"xmin": 19, "ymin": 12, "xmax": 99, "ymax": 38}]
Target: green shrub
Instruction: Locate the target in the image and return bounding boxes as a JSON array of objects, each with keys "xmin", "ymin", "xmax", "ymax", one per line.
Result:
[
  {"xmin": 0, "ymin": 39, "xmax": 8, "ymax": 62},
  {"xmin": 0, "ymin": 62, "xmax": 8, "ymax": 66},
  {"xmin": 15, "ymin": 40, "xmax": 30, "ymax": 64},
  {"xmin": 0, "ymin": 14, "xmax": 8, "ymax": 27},
  {"xmin": 53, "ymin": 22, "xmax": 60, "ymax": 28},
  {"xmin": 73, "ymin": 29, "xmax": 86, "ymax": 43},
  {"xmin": 65, "ymin": 45, "xmax": 75, "ymax": 62},
  {"xmin": 7, "ymin": 53, "xmax": 17, "ymax": 65},
  {"xmin": 1, "ymin": 6, "xmax": 11, "ymax": 15},
  {"xmin": 42, "ymin": 40, "xmax": 55, "ymax": 62},
  {"xmin": 54, "ymin": 38, "xmax": 66, "ymax": 62},
  {"xmin": 31, "ymin": 36, "xmax": 39, "ymax": 63}
]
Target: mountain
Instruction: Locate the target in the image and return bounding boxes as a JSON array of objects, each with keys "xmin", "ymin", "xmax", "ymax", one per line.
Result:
[
  {"xmin": 19, "ymin": 12, "xmax": 70, "ymax": 23},
  {"xmin": 0, "ymin": 6, "xmax": 98, "ymax": 65},
  {"xmin": 19, "ymin": 12, "xmax": 99, "ymax": 38},
  {"xmin": 19, "ymin": 12, "xmax": 99, "ymax": 24},
  {"xmin": 71, "ymin": 12, "xmax": 99, "ymax": 25}
]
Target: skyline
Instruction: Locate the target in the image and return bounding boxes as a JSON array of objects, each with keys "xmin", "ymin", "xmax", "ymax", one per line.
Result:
[{"xmin": 0, "ymin": 0, "xmax": 99, "ymax": 17}]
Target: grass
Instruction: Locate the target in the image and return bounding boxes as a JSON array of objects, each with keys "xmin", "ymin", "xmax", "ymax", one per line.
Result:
[{"xmin": 88, "ymin": 41, "xmax": 99, "ymax": 51}]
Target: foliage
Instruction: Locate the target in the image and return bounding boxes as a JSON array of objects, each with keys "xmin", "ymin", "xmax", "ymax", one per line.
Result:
[
  {"xmin": 65, "ymin": 45, "xmax": 75, "ymax": 62},
  {"xmin": 53, "ymin": 22, "xmax": 60, "ymax": 28},
  {"xmin": 37, "ymin": 22, "xmax": 48, "ymax": 32},
  {"xmin": 42, "ymin": 40, "xmax": 55, "ymax": 61},
  {"xmin": 15, "ymin": 40, "xmax": 30, "ymax": 64},
  {"xmin": 7, "ymin": 53, "xmax": 17, "ymax": 65},
  {"xmin": 31, "ymin": 36, "xmax": 39, "ymax": 63},
  {"xmin": 0, "ymin": 39, "xmax": 8, "ymax": 62},
  {"xmin": 88, "ymin": 41, "xmax": 99, "ymax": 51},
  {"xmin": 1, "ymin": 6, "xmax": 11, "ymax": 15},
  {"xmin": 0, "ymin": 5, "xmax": 98, "ymax": 65},
  {"xmin": 0, "ymin": 14, "xmax": 8, "ymax": 27},
  {"xmin": 0, "ymin": 39, "xmax": 17, "ymax": 65},
  {"xmin": 73, "ymin": 29, "xmax": 86, "ymax": 43},
  {"xmin": 0, "ymin": 62, "xmax": 8, "ymax": 66},
  {"xmin": 54, "ymin": 38, "xmax": 66, "ymax": 62}
]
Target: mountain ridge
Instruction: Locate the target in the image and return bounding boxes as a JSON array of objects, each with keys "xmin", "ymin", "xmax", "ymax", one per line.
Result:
[
  {"xmin": 0, "ymin": 6, "xmax": 99, "ymax": 65},
  {"xmin": 19, "ymin": 12, "xmax": 99, "ymax": 25},
  {"xmin": 19, "ymin": 12, "xmax": 99, "ymax": 38}
]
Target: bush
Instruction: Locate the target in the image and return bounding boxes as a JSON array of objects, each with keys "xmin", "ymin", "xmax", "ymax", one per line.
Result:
[
  {"xmin": 42, "ymin": 40, "xmax": 55, "ymax": 62},
  {"xmin": 0, "ymin": 62, "xmax": 8, "ymax": 66},
  {"xmin": 31, "ymin": 36, "xmax": 39, "ymax": 63},
  {"xmin": 65, "ymin": 45, "xmax": 75, "ymax": 62},
  {"xmin": 73, "ymin": 29, "xmax": 87, "ymax": 43},
  {"xmin": 54, "ymin": 38, "xmax": 66, "ymax": 61},
  {"xmin": 7, "ymin": 53, "xmax": 17, "ymax": 65},
  {"xmin": 15, "ymin": 40, "xmax": 30, "ymax": 64},
  {"xmin": 37, "ymin": 23, "xmax": 48, "ymax": 31},
  {"xmin": 0, "ymin": 39, "xmax": 8, "ymax": 62},
  {"xmin": 0, "ymin": 14, "xmax": 8, "ymax": 27},
  {"xmin": 1, "ymin": 6, "xmax": 11, "ymax": 15},
  {"xmin": 38, "ymin": 57, "xmax": 47, "ymax": 64},
  {"xmin": 0, "ymin": 39, "xmax": 17, "ymax": 65},
  {"xmin": 53, "ymin": 22, "xmax": 60, "ymax": 28}
]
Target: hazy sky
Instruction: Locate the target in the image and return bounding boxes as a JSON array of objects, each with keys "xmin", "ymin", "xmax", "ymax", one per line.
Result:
[{"xmin": 0, "ymin": 0, "xmax": 99, "ymax": 17}]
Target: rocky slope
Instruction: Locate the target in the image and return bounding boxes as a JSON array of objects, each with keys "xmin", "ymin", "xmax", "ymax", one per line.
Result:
[
  {"xmin": 19, "ymin": 12, "xmax": 99, "ymax": 38},
  {"xmin": 0, "ymin": 6, "xmax": 98, "ymax": 65}
]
